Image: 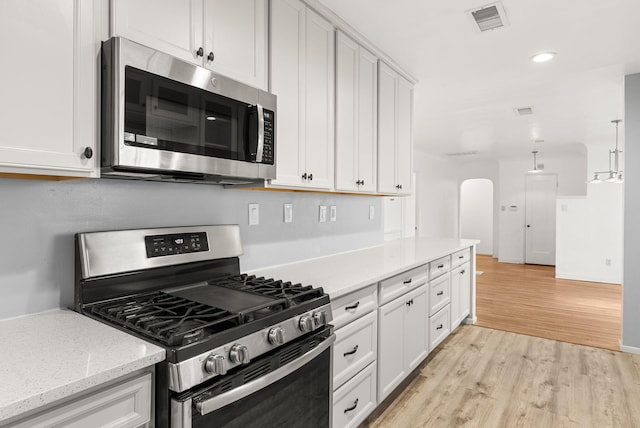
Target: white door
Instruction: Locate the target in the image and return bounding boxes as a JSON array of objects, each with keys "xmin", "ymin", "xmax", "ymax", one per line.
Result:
[{"xmin": 525, "ymin": 174, "xmax": 557, "ymax": 265}]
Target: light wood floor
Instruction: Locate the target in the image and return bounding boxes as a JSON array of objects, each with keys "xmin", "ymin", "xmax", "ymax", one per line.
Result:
[
  {"xmin": 365, "ymin": 325, "xmax": 640, "ymax": 428},
  {"xmin": 475, "ymin": 255, "xmax": 622, "ymax": 351}
]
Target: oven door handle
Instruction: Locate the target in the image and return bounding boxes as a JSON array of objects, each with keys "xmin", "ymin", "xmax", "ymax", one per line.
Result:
[{"xmin": 194, "ymin": 334, "xmax": 335, "ymax": 416}]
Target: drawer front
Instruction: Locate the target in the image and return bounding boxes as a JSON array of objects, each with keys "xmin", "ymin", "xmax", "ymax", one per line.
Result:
[
  {"xmin": 333, "ymin": 311, "xmax": 377, "ymax": 390},
  {"xmin": 429, "ymin": 273, "xmax": 451, "ymax": 316},
  {"xmin": 429, "ymin": 255, "xmax": 451, "ymax": 279},
  {"xmin": 452, "ymin": 248, "xmax": 471, "ymax": 267},
  {"xmin": 333, "ymin": 362, "xmax": 377, "ymax": 428},
  {"xmin": 331, "ymin": 284, "xmax": 377, "ymax": 330},
  {"xmin": 379, "ymin": 264, "xmax": 428, "ymax": 305},
  {"xmin": 429, "ymin": 305, "xmax": 451, "ymax": 352},
  {"xmin": 12, "ymin": 372, "xmax": 152, "ymax": 428}
]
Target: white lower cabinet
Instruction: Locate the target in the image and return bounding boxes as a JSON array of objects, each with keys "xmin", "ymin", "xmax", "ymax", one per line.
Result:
[
  {"xmin": 377, "ymin": 283, "xmax": 428, "ymax": 402},
  {"xmin": 333, "ymin": 311, "xmax": 377, "ymax": 389},
  {"xmin": 333, "ymin": 362, "xmax": 377, "ymax": 428},
  {"xmin": 11, "ymin": 372, "xmax": 152, "ymax": 428},
  {"xmin": 451, "ymin": 262, "xmax": 471, "ymax": 329},
  {"xmin": 429, "ymin": 304, "xmax": 451, "ymax": 352}
]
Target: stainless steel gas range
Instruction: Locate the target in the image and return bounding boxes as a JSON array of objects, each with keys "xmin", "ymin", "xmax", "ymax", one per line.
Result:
[{"xmin": 74, "ymin": 225, "xmax": 334, "ymax": 428}]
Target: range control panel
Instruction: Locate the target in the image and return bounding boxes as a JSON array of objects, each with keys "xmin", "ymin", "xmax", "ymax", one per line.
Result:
[{"xmin": 145, "ymin": 232, "xmax": 209, "ymax": 258}]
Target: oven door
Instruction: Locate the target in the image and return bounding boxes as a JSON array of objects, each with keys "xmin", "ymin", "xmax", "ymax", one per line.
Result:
[{"xmin": 171, "ymin": 327, "xmax": 335, "ymax": 428}]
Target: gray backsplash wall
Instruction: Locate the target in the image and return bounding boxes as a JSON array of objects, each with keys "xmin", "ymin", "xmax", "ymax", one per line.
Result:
[{"xmin": 0, "ymin": 178, "xmax": 383, "ymax": 320}]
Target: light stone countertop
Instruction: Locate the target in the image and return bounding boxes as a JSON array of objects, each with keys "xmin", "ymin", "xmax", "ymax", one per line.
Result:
[
  {"xmin": 0, "ymin": 309, "xmax": 165, "ymax": 424},
  {"xmin": 251, "ymin": 237, "xmax": 479, "ymax": 299}
]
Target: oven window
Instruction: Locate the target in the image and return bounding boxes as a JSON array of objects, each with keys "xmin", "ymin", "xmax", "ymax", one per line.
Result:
[
  {"xmin": 192, "ymin": 347, "xmax": 331, "ymax": 428},
  {"xmin": 123, "ymin": 67, "xmax": 246, "ymax": 160}
]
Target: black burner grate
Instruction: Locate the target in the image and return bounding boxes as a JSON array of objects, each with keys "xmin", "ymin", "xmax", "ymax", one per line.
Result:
[
  {"xmin": 90, "ymin": 292, "xmax": 242, "ymax": 346},
  {"xmin": 211, "ymin": 274, "xmax": 324, "ymax": 307}
]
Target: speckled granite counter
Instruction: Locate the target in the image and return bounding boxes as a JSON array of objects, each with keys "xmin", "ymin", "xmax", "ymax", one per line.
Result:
[
  {"xmin": 0, "ymin": 309, "xmax": 165, "ymax": 424},
  {"xmin": 251, "ymin": 237, "xmax": 479, "ymax": 299}
]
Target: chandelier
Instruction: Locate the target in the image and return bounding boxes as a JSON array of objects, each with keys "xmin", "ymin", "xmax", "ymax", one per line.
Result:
[{"xmin": 590, "ymin": 119, "xmax": 623, "ymax": 184}]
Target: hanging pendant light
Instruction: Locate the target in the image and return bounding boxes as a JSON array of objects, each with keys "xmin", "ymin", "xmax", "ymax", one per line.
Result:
[
  {"xmin": 590, "ymin": 119, "xmax": 623, "ymax": 184},
  {"xmin": 528, "ymin": 149, "xmax": 542, "ymax": 173}
]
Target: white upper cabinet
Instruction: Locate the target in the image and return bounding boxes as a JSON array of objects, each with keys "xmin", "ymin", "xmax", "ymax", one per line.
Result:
[
  {"xmin": 0, "ymin": 0, "xmax": 99, "ymax": 177},
  {"xmin": 378, "ymin": 61, "xmax": 413, "ymax": 195},
  {"xmin": 335, "ymin": 31, "xmax": 378, "ymax": 193},
  {"xmin": 270, "ymin": 0, "xmax": 335, "ymax": 190},
  {"xmin": 111, "ymin": 0, "xmax": 267, "ymax": 90}
]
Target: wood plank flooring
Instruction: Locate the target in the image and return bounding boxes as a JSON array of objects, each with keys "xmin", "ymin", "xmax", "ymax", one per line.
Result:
[
  {"xmin": 475, "ymin": 255, "xmax": 622, "ymax": 351},
  {"xmin": 364, "ymin": 326, "xmax": 640, "ymax": 428}
]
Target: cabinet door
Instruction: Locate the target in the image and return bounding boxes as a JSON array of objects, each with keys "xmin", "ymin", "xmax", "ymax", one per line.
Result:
[
  {"xmin": 404, "ymin": 284, "xmax": 428, "ymax": 371},
  {"xmin": 203, "ymin": 0, "xmax": 267, "ymax": 90},
  {"xmin": 112, "ymin": 0, "xmax": 204, "ymax": 64},
  {"xmin": 377, "ymin": 61, "xmax": 397, "ymax": 194},
  {"xmin": 450, "ymin": 267, "xmax": 461, "ymax": 329},
  {"xmin": 357, "ymin": 46, "xmax": 378, "ymax": 193},
  {"xmin": 270, "ymin": 0, "xmax": 306, "ymax": 187},
  {"xmin": 459, "ymin": 262, "xmax": 471, "ymax": 321},
  {"xmin": 304, "ymin": 8, "xmax": 335, "ymax": 190},
  {"xmin": 335, "ymin": 31, "xmax": 359, "ymax": 192},
  {"xmin": 0, "ymin": 0, "xmax": 98, "ymax": 177},
  {"xmin": 377, "ymin": 296, "xmax": 406, "ymax": 402},
  {"xmin": 396, "ymin": 75, "xmax": 413, "ymax": 194}
]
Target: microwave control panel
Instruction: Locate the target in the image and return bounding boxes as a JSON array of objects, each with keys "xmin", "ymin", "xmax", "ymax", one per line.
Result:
[
  {"xmin": 145, "ymin": 232, "xmax": 209, "ymax": 258},
  {"xmin": 262, "ymin": 109, "xmax": 275, "ymax": 165}
]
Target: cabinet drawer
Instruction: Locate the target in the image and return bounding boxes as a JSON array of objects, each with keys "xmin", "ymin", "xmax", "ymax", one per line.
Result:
[
  {"xmin": 331, "ymin": 284, "xmax": 377, "ymax": 330},
  {"xmin": 11, "ymin": 372, "xmax": 152, "ymax": 428},
  {"xmin": 333, "ymin": 311, "xmax": 377, "ymax": 390},
  {"xmin": 429, "ymin": 305, "xmax": 451, "ymax": 352},
  {"xmin": 333, "ymin": 362, "xmax": 377, "ymax": 428},
  {"xmin": 452, "ymin": 248, "xmax": 471, "ymax": 267},
  {"xmin": 379, "ymin": 264, "xmax": 428, "ymax": 305},
  {"xmin": 429, "ymin": 255, "xmax": 451, "ymax": 279},
  {"xmin": 429, "ymin": 273, "xmax": 450, "ymax": 316}
]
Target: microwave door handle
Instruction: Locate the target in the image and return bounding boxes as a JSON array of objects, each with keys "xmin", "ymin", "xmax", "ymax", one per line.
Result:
[
  {"xmin": 194, "ymin": 333, "xmax": 335, "ymax": 416},
  {"xmin": 255, "ymin": 104, "xmax": 264, "ymax": 163}
]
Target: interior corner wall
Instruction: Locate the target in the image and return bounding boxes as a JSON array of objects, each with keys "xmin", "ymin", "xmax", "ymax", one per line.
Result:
[
  {"xmin": 460, "ymin": 179, "xmax": 493, "ymax": 255},
  {"xmin": 413, "ymin": 150, "xmax": 458, "ymax": 238},
  {"xmin": 623, "ymin": 73, "xmax": 640, "ymax": 350}
]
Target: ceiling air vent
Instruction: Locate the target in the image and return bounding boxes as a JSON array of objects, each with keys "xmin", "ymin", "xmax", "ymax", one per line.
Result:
[
  {"xmin": 446, "ymin": 151, "xmax": 479, "ymax": 157},
  {"xmin": 515, "ymin": 106, "xmax": 534, "ymax": 116},
  {"xmin": 468, "ymin": 2, "xmax": 509, "ymax": 32}
]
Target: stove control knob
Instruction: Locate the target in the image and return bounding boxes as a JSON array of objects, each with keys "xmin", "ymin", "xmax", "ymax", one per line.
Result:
[
  {"xmin": 204, "ymin": 354, "xmax": 227, "ymax": 375},
  {"xmin": 299, "ymin": 315, "xmax": 315, "ymax": 332},
  {"xmin": 313, "ymin": 311, "xmax": 328, "ymax": 327},
  {"xmin": 229, "ymin": 344, "xmax": 250, "ymax": 364},
  {"xmin": 268, "ymin": 327, "xmax": 285, "ymax": 345}
]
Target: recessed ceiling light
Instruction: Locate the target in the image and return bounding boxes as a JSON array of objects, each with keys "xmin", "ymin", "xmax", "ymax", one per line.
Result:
[{"xmin": 531, "ymin": 52, "xmax": 556, "ymax": 63}]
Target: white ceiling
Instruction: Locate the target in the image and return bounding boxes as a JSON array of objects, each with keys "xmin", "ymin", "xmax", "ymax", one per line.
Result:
[{"xmin": 317, "ymin": 0, "xmax": 640, "ymax": 160}]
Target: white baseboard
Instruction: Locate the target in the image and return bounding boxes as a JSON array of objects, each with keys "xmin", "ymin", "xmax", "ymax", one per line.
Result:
[
  {"xmin": 462, "ymin": 316, "xmax": 477, "ymax": 325},
  {"xmin": 621, "ymin": 345, "xmax": 640, "ymax": 355},
  {"xmin": 555, "ymin": 271, "xmax": 622, "ymax": 285},
  {"xmin": 498, "ymin": 258, "xmax": 523, "ymax": 264}
]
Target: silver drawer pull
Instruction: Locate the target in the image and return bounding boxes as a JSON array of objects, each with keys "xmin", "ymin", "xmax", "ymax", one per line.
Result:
[
  {"xmin": 437, "ymin": 291, "xmax": 444, "ymax": 296},
  {"xmin": 345, "ymin": 301, "xmax": 360, "ymax": 311},
  {"xmin": 403, "ymin": 278, "xmax": 412, "ymax": 284},
  {"xmin": 343, "ymin": 345, "xmax": 359, "ymax": 357},
  {"xmin": 436, "ymin": 324, "xmax": 443, "ymax": 330},
  {"xmin": 344, "ymin": 398, "xmax": 359, "ymax": 413}
]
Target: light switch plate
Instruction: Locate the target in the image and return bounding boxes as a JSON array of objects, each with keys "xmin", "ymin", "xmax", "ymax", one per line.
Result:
[
  {"xmin": 249, "ymin": 203, "xmax": 259, "ymax": 225},
  {"xmin": 330, "ymin": 205, "xmax": 337, "ymax": 222},
  {"xmin": 319, "ymin": 205, "xmax": 327, "ymax": 223},
  {"xmin": 284, "ymin": 203, "xmax": 293, "ymax": 223}
]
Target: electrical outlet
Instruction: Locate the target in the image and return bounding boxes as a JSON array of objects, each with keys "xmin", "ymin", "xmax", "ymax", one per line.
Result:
[
  {"xmin": 330, "ymin": 205, "xmax": 337, "ymax": 222},
  {"xmin": 248, "ymin": 203, "xmax": 259, "ymax": 226},
  {"xmin": 605, "ymin": 258, "xmax": 612, "ymax": 266},
  {"xmin": 319, "ymin": 205, "xmax": 327, "ymax": 223},
  {"xmin": 369, "ymin": 205, "xmax": 375, "ymax": 220},
  {"xmin": 284, "ymin": 203, "xmax": 293, "ymax": 223}
]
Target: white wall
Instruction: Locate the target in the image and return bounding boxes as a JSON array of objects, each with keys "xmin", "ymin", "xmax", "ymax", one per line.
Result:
[
  {"xmin": 623, "ymin": 73, "xmax": 640, "ymax": 350},
  {"xmin": 460, "ymin": 179, "xmax": 493, "ymax": 255},
  {"xmin": 497, "ymin": 152, "xmax": 587, "ymax": 263},
  {"xmin": 413, "ymin": 149, "xmax": 458, "ymax": 238},
  {"xmin": 0, "ymin": 178, "xmax": 383, "ymax": 320}
]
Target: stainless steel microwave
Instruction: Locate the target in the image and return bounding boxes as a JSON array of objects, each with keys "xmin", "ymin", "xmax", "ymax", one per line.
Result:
[{"xmin": 101, "ymin": 37, "xmax": 276, "ymax": 184}]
